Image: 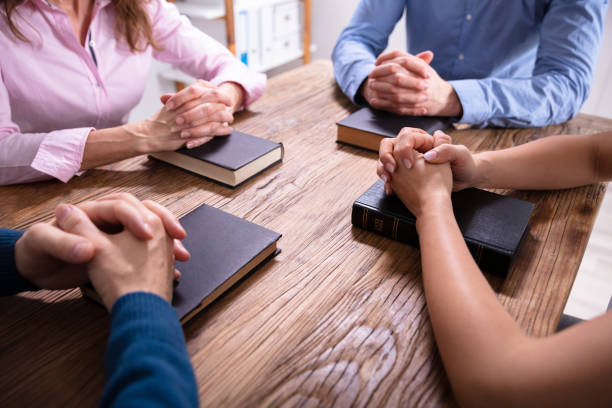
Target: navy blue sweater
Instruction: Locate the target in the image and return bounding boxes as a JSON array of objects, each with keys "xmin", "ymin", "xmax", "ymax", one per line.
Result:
[{"xmin": 0, "ymin": 228, "xmax": 199, "ymax": 407}]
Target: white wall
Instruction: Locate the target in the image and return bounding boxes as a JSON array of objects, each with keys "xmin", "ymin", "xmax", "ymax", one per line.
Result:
[{"xmin": 131, "ymin": 1, "xmax": 611, "ymax": 121}]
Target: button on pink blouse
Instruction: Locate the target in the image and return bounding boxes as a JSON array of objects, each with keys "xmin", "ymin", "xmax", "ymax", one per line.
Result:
[{"xmin": 0, "ymin": 0, "xmax": 266, "ymax": 185}]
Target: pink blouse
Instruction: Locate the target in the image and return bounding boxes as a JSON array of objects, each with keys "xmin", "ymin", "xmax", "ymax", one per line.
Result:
[{"xmin": 0, "ymin": 0, "xmax": 266, "ymax": 185}]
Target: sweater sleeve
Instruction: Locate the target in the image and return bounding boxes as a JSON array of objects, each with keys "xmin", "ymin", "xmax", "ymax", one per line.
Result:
[
  {"xmin": 99, "ymin": 292, "xmax": 199, "ymax": 408},
  {"xmin": 0, "ymin": 228, "xmax": 39, "ymax": 296}
]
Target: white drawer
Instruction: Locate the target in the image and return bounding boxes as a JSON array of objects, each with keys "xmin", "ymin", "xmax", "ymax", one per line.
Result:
[
  {"xmin": 272, "ymin": 31, "xmax": 301, "ymax": 64},
  {"xmin": 273, "ymin": 1, "xmax": 300, "ymax": 37}
]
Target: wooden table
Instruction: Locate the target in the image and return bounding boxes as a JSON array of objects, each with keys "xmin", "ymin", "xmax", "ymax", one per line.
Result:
[{"xmin": 1, "ymin": 60, "xmax": 611, "ymax": 407}]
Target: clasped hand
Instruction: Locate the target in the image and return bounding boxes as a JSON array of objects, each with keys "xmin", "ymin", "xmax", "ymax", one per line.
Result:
[
  {"xmin": 134, "ymin": 80, "xmax": 244, "ymax": 152},
  {"xmin": 14, "ymin": 193, "xmax": 190, "ymax": 310},
  {"xmin": 363, "ymin": 50, "xmax": 462, "ymax": 117},
  {"xmin": 376, "ymin": 128, "xmax": 481, "ymax": 217}
]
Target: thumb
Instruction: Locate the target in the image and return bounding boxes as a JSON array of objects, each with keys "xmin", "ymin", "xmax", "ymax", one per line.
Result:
[
  {"xmin": 433, "ymin": 129, "xmax": 452, "ymax": 147},
  {"xmin": 25, "ymin": 224, "xmax": 94, "ymax": 264},
  {"xmin": 416, "ymin": 50, "xmax": 434, "ymax": 65},
  {"xmin": 423, "ymin": 143, "xmax": 470, "ymax": 165},
  {"xmin": 160, "ymin": 94, "xmax": 173, "ymax": 105}
]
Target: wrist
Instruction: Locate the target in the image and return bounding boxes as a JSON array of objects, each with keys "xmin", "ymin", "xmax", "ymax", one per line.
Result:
[
  {"xmin": 122, "ymin": 121, "xmax": 155, "ymax": 154},
  {"xmin": 437, "ymin": 81, "xmax": 463, "ymax": 117},
  {"xmin": 416, "ymin": 195, "xmax": 453, "ymax": 231},
  {"xmin": 473, "ymin": 153, "xmax": 492, "ymax": 188},
  {"xmin": 219, "ymin": 82, "xmax": 244, "ymax": 112}
]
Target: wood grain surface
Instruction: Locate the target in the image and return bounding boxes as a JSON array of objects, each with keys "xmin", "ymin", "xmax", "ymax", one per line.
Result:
[{"xmin": 1, "ymin": 60, "xmax": 611, "ymax": 407}]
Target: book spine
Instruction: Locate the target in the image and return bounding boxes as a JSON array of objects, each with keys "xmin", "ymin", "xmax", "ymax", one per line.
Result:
[{"xmin": 351, "ymin": 203, "xmax": 512, "ymax": 275}]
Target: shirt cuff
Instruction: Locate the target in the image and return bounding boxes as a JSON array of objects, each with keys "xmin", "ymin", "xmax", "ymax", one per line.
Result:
[
  {"xmin": 348, "ymin": 62, "xmax": 375, "ymax": 106},
  {"xmin": 448, "ymin": 79, "xmax": 490, "ymax": 126},
  {"xmin": 30, "ymin": 127, "xmax": 93, "ymax": 183},
  {"xmin": 0, "ymin": 229, "xmax": 39, "ymax": 296},
  {"xmin": 211, "ymin": 66, "xmax": 267, "ymax": 109}
]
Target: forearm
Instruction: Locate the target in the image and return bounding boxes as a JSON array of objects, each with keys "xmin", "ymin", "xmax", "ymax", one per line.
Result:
[
  {"xmin": 417, "ymin": 201, "xmax": 525, "ymax": 400},
  {"xmin": 474, "ymin": 134, "xmax": 607, "ymax": 190},
  {"xmin": 80, "ymin": 124, "xmax": 150, "ymax": 171},
  {"xmin": 100, "ymin": 292, "xmax": 198, "ymax": 407}
]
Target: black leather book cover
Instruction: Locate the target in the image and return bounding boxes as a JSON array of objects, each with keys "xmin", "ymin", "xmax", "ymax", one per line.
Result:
[
  {"xmin": 173, "ymin": 203, "xmax": 281, "ymax": 320},
  {"xmin": 178, "ymin": 130, "xmax": 281, "ymax": 171},
  {"xmin": 352, "ymin": 180, "xmax": 534, "ymax": 275},
  {"xmin": 337, "ymin": 107, "xmax": 453, "ymax": 138}
]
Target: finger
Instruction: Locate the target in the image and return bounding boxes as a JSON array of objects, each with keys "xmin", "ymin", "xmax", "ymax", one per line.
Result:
[
  {"xmin": 370, "ymin": 98, "xmax": 428, "ymax": 116},
  {"xmin": 95, "ymin": 192, "xmax": 166, "ymax": 232},
  {"xmin": 390, "ymin": 56, "xmax": 430, "ymax": 78},
  {"xmin": 177, "ymin": 103, "xmax": 234, "ymax": 128},
  {"xmin": 369, "ymin": 63, "xmax": 407, "ymax": 79},
  {"xmin": 424, "ymin": 143, "xmax": 471, "ymax": 165},
  {"xmin": 174, "ymin": 269, "xmax": 181, "ymax": 280},
  {"xmin": 433, "ymin": 129, "xmax": 453, "ymax": 147},
  {"xmin": 369, "ymin": 75, "xmax": 428, "ymax": 92},
  {"xmin": 379, "ymin": 138, "xmax": 397, "ymax": 174},
  {"xmin": 185, "ymin": 136, "xmax": 217, "ymax": 149},
  {"xmin": 160, "ymin": 94, "xmax": 173, "ymax": 105},
  {"xmin": 181, "ymin": 121, "xmax": 232, "ymax": 140},
  {"xmin": 384, "ymin": 182, "xmax": 393, "ymax": 195},
  {"xmin": 25, "ymin": 223, "xmax": 94, "ymax": 264},
  {"xmin": 374, "ymin": 89, "xmax": 429, "ymax": 105},
  {"xmin": 77, "ymin": 200, "xmax": 153, "ymax": 240},
  {"xmin": 375, "ymin": 50, "xmax": 409, "ymax": 66},
  {"xmin": 55, "ymin": 204, "xmax": 106, "ymax": 242},
  {"xmin": 376, "ymin": 161, "xmax": 391, "ymax": 183},
  {"xmin": 394, "ymin": 128, "xmax": 434, "ymax": 169},
  {"xmin": 142, "ymin": 200, "xmax": 187, "ymax": 240},
  {"xmin": 173, "ymin": 239, "xmax": 190, "ymax": 262},
  {"xmin": 416, "ymin": 50, "xmax": 434, "ymax": 65},
  {"xmin": 165, "ymin": 79, "xmax": 216, "ymax": 111}
]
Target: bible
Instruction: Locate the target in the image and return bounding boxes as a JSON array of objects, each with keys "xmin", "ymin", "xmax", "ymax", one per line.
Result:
[
  {"xmin": 352, "ymin": 180, "xmax": 534, "ymax": 275},
  {"xmin": 337, "ymin": 107, "xmax": 452, "ymax": 152},
  {"xmin": 82, "ymin": 203, "xmax": 281, "ymax": 323},
  {"xmin": 150, "ymin": 130, "xmax": 283, "ymax": 187}
]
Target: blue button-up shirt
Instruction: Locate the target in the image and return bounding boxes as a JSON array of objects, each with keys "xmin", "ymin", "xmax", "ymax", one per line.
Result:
[{"xmin": 332, "ymin": 0, "xmax": 608, "ymax": 127}]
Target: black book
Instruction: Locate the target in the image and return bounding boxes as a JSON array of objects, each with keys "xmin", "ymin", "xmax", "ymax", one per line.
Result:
[
  {"xmin": 352, "ymin": 180, "xmax": 534, "ymax": 275},
  {"xmin": 337, "ymin": 107, "xmax": 452, "ymax": 151},
  {"xmin": 150, "ymin": 130, "xmax": 283, "ymax": 187},
  {"xmin": 82, "ymin": 203, "xmax": 281, "ymax": 323}
]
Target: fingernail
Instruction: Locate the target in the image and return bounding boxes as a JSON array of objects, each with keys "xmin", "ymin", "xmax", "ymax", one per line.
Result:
[
  {"xmin": 424, "ymin": 150, "xmax": 437, "ymax": 161},
  {"xmin": 181, "ymin": 131, "xmax": 191, "ymax": 138},
  {"xmin": 72, "ymin": 242, "xmax": 90, "ymax": 259},
  {"xmin": 166, "ymin": 101, "xmax": 175, "ymax": 110},
  {"xmin": 176, "ymin": 117, "xmax": 184, "ymax": 125},
  {"xmin": 434, "ymin": 130, "xmax": 444, "ymax": 137},
  {"xmin": 424, "ymin": 72, "xmax": 431, "ymax": 79},
  {"xmin": 143, "ymin": 222, "xmax": 153, "ymax": 237},
  {"xmin": 403, "ymin": 158, "xmax": 412, "ymax": 169},
  {"xmin": 56, "ymin": 204, "xmax": 72, "ymax": 223},
  {"xmin": 186, "ymin": 142, "xmax": 194, "ymax": 149},
  {"xmin": 422, "ymin": 81, "xmax": 429, "ymax": 89},
  {"xmin": 419, "ymin": 94, "xmax": 428, "ymax": 102},
  {"xmin": 385, "ymin": 163, "xmax": 395, "ymax": 173},
  {"xmin": 380, "ymin": 173, "xmax": 388, "ymax": 183}
]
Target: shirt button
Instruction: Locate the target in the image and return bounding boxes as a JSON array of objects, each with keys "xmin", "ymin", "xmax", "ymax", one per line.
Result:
[
  {"xmin": 458, "ymin": 53, "xmax": 464, "ymax": 60},
  {"xmin": 89, "ymin": 40, "xmax": 96, "ymax": 47},
  {"xmin": 466, "ymin": 14, "xmax": 472, "ymax": 21}
]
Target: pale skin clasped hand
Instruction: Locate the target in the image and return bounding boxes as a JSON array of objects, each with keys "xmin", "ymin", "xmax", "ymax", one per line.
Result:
[
  {"xmin": 81, "ymin": 81, "xmax": 245, "ymax": 170},
  {"xmin": 362, "ymin": 50, "xmax": 463, "ymax": 117},
  {"xmin": 14, "ymin": 193, "xmax": 190, "ymax": 310}
]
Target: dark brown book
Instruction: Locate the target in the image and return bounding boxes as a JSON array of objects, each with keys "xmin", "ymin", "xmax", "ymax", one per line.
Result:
[
  {"xmin": 337, "ymin": 107, "xmax": 452, "ymax": 151},
  {"xmin": 82, "ymin": 203, "xmax": 281, "ymax": 324},
  {"xmin": 352, "ymin": 180, "xmax": 534, "ymax": 275},
  {"xmin": 150, "ymin": 130, "xmax": 283, "ymax": 187}
]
